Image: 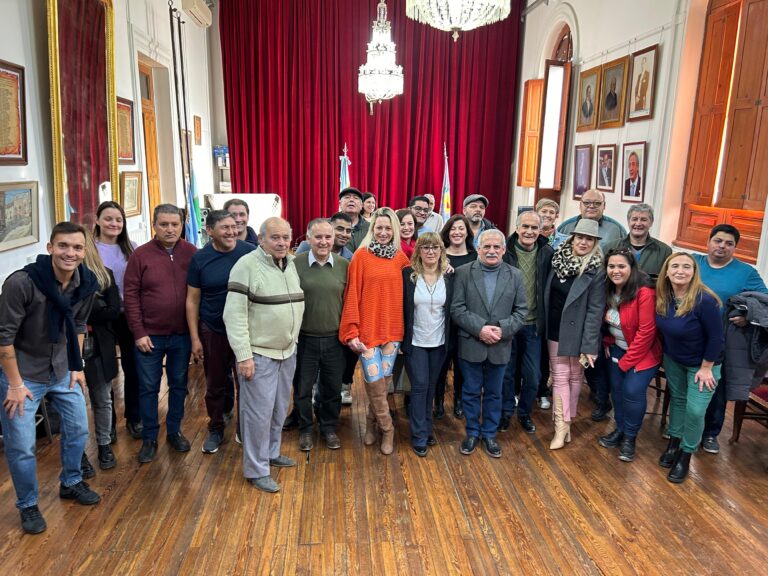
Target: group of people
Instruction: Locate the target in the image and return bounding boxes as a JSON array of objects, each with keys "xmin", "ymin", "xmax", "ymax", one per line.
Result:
[{"xmin": 1, "ymin": 185, "xmax": 765, "ymax": 536}]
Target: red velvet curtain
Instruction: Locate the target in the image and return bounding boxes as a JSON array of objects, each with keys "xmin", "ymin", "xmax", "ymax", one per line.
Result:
[
  {"xmin": 220, "ymin": 0, "xmax": 521, "ymax": 235},
  {"xmin": 59, "ymin": 0, "xmax": 109, "ymax": 226}
]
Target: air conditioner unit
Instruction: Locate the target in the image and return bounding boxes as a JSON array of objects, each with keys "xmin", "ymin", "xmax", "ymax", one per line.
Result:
[{"xmin": 182, "ymin": 0, "xmax": 212, "ymax": 28}]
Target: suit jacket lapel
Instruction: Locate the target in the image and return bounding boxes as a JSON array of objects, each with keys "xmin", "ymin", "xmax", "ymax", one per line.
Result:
[
  {"xmin": 489, "ymin": 265, "xmax": 511, "ymax": 311},
  {"xmin": 564, "ymin": 272, "xmax": 591, "ymax": 308},
  {"xmin": 470, "ymin": 262, "xmax": 491, "ymax": 313}
]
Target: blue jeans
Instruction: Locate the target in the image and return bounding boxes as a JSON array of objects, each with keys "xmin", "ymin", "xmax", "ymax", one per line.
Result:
[
  {"xmin": 405, "ymin": 345, "xmax": 446, "ymax": 447},
  {"xmin": 501, "ymin": 324, "xmax": 541, "ymax": 418},
  {"xmin": 458, "ymin": 359, "xmax": 506, "ymax": 439},
  {"xmin": 135, "ymin": 334, "xmax": 192, "ymax": 441},
  {"xmin": 0, "ymin": 368, "xmax": 89, "ymax": 509},
  {"xmin": 607, "ymin": 346, "xmax": 658, "ymax": 437}
]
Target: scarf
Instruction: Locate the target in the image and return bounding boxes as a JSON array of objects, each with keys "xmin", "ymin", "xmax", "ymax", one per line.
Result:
[
  {"xmin": 368, "ymin": 241, "xmax": 397, "ymax": 259},
  {"xmin": 23, "ymin": 255, "xmax": 99, "ymax": 372},
  {"xmin": 552, "ymin": 241, "xmax": 602, "ymax": 280}
]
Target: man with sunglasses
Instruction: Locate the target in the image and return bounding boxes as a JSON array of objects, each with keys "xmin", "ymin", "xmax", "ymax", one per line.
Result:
[{"xmin": 558, "ymin": 189, "xmax": 625, "ymax": 249}]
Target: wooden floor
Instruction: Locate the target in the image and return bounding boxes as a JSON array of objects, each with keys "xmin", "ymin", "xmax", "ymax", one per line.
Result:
[{"xmin": 1, "ymin": 365, "xmax": 767, "ymax": 575}]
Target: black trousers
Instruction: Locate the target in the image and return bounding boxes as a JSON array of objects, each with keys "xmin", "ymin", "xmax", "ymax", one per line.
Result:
[
  {"xmin": 294, "ymin": 334, "xmax": 345, "ymax": 433},
  {"xmin": 114, "ymin": 313, "xmax": 140, "ymax": 423}
]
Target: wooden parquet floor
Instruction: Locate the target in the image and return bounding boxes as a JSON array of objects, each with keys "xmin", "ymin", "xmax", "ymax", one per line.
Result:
[{"xmin": 0, "ymin": 364, "xmax": 767, "ymax": 575}]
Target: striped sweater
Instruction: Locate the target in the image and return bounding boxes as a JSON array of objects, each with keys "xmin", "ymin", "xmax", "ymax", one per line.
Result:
[{"xmin": 223, "ymin": 247, "xmax": 304, "ymax": 361}]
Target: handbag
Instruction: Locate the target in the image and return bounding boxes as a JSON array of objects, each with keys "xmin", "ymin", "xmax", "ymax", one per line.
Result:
[{"xmin": 82, "ymin": 328, "xmax": 97, "ymax": 361}]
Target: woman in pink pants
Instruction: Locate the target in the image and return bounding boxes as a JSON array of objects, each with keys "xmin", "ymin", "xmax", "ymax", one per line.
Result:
[{"xmin": 543, "ymin": 219, "xmax": 606, "ymax": 449}]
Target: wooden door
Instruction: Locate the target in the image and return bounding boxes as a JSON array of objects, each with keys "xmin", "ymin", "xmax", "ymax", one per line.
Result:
[{"xmin": 139, "ymin": 62, "xmax": 161, "ymax": 216}]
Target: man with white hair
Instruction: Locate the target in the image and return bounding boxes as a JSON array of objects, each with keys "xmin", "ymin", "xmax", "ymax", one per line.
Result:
[{"xmin": 451, "ymin": 229, "xmax": 527, "ymax": 459}]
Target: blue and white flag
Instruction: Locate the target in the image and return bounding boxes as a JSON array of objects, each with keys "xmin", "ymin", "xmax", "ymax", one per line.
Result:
[
  {"xmin": 440, "ymin": 144, "xmax": 451, "ymax": 222},
  {"xmin": 185, "ymin": 171, "xmax": 201, "ymax": 247},
  {"xmin": 339, "ymin": 143, "xmax": 351, "ymax": 191}
]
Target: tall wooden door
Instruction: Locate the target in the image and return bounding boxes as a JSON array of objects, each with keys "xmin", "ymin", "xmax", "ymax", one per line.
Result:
[{"xmin": 139, "ymin": 62, "xmax": 161, "ymax": 216}]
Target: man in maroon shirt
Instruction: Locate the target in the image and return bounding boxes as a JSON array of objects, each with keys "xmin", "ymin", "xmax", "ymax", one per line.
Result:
[{"xmin": 124, "ymin": 204, "xmax": 197, "ymax": 464}]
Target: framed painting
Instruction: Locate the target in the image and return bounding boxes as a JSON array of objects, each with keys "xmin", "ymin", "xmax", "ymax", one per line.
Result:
[
  {"xmin": 0, "ymin": 181, "xmax": 38, "ymax": 252},
  {"xmin": 117, "ymin": 97, "xmax": 135, "ymax": 164},
  {"xmin": 628, "ymin": 44, "xmax": 659, "ymax": 122},
  {"xmin": 0, "ymin": 59, "xmax": 28, "ymax": 165},
  {"xmin": 621, "ymin": 141, "xmax": 646, "ymax": 203},
  {"xmin": 194, "ymin": 115, "xmax": 202, "ymax": 146},
  {"xmin": 595, "ymin": 144, "xmax": 616, "ymax": 192},
  {"xmin": 576, "ymin": 65, "xmax": 601, "ymax": 132},
  {"xmin": 573, "ymin": 144, "xmax": 592, "ymax": 200},
  {"xmin": 598, "ymin": 56, "xmax": 629, "ymax": 129},
  {"xmin": 120, "ymin": 171, "xmax": 142, "ymax": 217}
]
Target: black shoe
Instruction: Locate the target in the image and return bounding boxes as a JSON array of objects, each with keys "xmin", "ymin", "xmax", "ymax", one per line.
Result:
[
  {"xmin": 412, "ymin": 445, "xmax": 428, "ymax": 457},
  {"xmin": 426, "ymin": 435, "xmax": 437, "ymax": 446},
  {"xmin": 434, "ymin": 402, "xmax": 445, "ymax": 420},
  {"xmin": 322, "ymin": 431, "xmax": 341, "ymax": 450},
  {"xmin": 498, "ymin": 414, "xmax": 511, "ymax": 432},
  {"xmin": 460, "ymin": 435, "xmax": 478, "ymax": 455},
  {"xmin": 167, "ymin": 432, "xmax": 191, "ymax": 452},
  {"xmin": 20, "ymin": 505, "xmax": 46, "ymax": 534},
  {"xmin": 126, "ymin": 420, "xmax": 143, "ymax": 439},
  {"xmin": 299, "ymin": 432, "xmax": 314, "ymax": 451},
  {"xmin": 618, "ymin": 436, "xmax": 636, "ymax": 462},
  {"xmin": 659, "ymin": 437, "xmax": 681, "ymax": 468},
  {"xmin": 598, "ymin": 428, "xmax": 624, "ymax": 448},
  {"xmin": 80, "ymin": 453, "xmax": 96, "ymax": 479},
  {"xmin": 518, "ymin": 416, "xmax": 536, "ymax": 434},
  {"xmin": 702, "ymin": 436, "xmax": 720, "ymax": 454},
  {"xmin": 97, "ymin": 444, "xmax": 117, "ymax": 470},
  {"xmin": 668, "ymin": 451, "xmax": 692, "ymax": 483},
  {"xmin": 482, "ymin": 437, "xmax": 502, "ymax": 458},
  {"xmin": 453, "ymin": 402, "xmax": 464, "ymax": 419},
  {"xmin": 59, "ymin": 481, "xmax": 101, "ymax": 505},
  {"xmin": 202, "ymin": 430, "xmax": 225, "ymax": 454},
  {"xmin": 591, "ymin": 403, "xmax": 612, "ymax": 422},
  {"xmin": 138, "ymin": 440, "xmax": 158, "ymax": 464},
  {"xmin": 282, "ymin": 411, "xmax": 299, "ymax": 431}
]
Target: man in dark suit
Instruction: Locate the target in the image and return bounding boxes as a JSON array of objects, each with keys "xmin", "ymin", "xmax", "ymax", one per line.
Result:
[
  {"xmin": 451, "ymin": 229, "xmax": 528, "ymax": 458},
  {"xmin": 604, "ymin": 78, "xmax": 618, "ymax": 112},
  {"xmin": 624, "ymin": 151, "xmax": 642, "ymax": 197},
  {"xmin": 581, "ymin": 85, "xmax": 594, "ymax": 122},
  {"xmin": 598, "ymin": 152, "xmax": 612, "ymax": 188}
]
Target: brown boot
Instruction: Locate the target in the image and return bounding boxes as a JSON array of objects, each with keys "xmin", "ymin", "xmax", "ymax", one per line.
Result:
[
  {"xmin": 363, "ymin": 406, "xmax": 377, "ymax": 446},
  {"xmin": 367, "ymin": 378, "xmax": 394, "ymax": 455},
  {"xmin": 550, "ymin": 395, "xmax": 569, "ymax": 450}
]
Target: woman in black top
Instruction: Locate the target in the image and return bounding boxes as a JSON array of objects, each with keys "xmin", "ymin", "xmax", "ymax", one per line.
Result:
[{"xmin": 434, "ymin": 215, "xmax": 476, "ymax": 418}]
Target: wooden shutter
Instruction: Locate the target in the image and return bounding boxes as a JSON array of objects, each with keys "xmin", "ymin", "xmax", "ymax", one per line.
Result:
[{"xmin": 517, "ymin": 79, "xmax": 543, "ymax": 187}]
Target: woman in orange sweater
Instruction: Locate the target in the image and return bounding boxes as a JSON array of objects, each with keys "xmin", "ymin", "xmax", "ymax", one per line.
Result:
[{"xmin": 340, "ymin": 207, "xmax": 410, "ymax": 455}]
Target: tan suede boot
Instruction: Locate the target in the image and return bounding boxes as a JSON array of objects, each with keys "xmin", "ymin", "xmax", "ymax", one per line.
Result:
[
  {"xmin": 367, "ymin": 378, "xmax": 394, "ymax": 455},
  {"xmin": 363, "ymin": 405, "xmax": 377, "ymax": 446},
  {"xmin": 550, "ymin": 395, "xmax": 569, "ymax": 450}
]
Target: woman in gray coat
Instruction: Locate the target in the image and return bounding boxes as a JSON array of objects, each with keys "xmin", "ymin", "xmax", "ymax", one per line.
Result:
[{"xmin": 544, "ymin": 219, "xmax": 606, "ymax": 449}]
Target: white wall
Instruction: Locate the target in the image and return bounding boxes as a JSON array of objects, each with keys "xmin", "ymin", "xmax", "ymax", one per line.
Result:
[
  {"xmin": 511, "ymin": 0, "xmax": 708, "ymax": 252},
  {"xmin": 0, "ymin": 0, "xmax": 216, "ymax": 285}
]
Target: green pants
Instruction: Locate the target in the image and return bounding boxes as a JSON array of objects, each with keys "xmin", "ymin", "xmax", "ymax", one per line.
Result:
[{"xmin": 663, "ymin": 355, "xmax": 721, "ymax": 453}]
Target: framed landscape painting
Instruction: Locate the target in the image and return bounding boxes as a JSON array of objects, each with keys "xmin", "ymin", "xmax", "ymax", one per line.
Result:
[{"xmin": 0, "ymin": 181, "xmax": 38, "ymax": 252}]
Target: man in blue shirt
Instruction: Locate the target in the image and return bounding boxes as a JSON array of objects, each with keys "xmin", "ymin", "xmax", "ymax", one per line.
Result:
[
  {"xmin": 187, "ymin": 210, "xmax": 255, "ymax": 454},
  {"xmin": 694, "ymin": 224, "xmax": 767, "ymax": 454}
]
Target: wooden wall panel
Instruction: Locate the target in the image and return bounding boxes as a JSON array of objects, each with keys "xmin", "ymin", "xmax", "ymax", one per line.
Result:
[{"xmin": 516, "ymin": 79, "xmax": 543, "ymax": 188}]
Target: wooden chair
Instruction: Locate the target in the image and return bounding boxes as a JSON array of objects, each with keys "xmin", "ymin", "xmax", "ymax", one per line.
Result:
[
  {"xmin": 646, "ymin": 367, "xmax": 671, "ymax": 426},
  {"xmin": 729, "ymin": 382, "xmax": 768, "ymax": 444}
]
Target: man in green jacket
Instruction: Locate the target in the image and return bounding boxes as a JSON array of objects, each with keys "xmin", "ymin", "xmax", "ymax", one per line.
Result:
[{"xmin": 602, "ymin": 203, "xmax": 671, "ymax": 279}]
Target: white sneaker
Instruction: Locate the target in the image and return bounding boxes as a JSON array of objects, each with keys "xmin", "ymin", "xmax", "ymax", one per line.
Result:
[
  {"xmin": 538, "ymin": 397, "xmax": 551, "ymax": 410},
  {"xmin": 341, "ymin": 389, "xmax": 353, "ymax": 405}
]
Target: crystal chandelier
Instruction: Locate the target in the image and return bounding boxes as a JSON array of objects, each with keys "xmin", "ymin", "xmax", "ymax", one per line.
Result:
[
  {"xmin": 358, "ymin": 0, "xmax": 404, "ymax": 114},
  {"xmin": 406, "ymin": 0, "xmax": 511, "ymax": 41}
]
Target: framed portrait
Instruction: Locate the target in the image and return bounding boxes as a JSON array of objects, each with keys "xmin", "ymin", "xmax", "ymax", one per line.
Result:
[
  {"xmin": 621, "ymin": 142, "xmax": 646, "ymax": 203},
  {"xmin": 573, "ymin": 144, "xmax": 593, "ymax": 200},
  {"xmin": 116, "ymin": 97, "xmax": 135, "ymax": 164},
  {"xmin": 194, "ymin": 115, "xmax": 202, "ymax": 146},
  {"xmin": 0, "ymin": 181, "xmax": 38, "ymax": 252},
  {"xmin": 0, "ymin": 59, "xmax": 28, "ymax": 165},
  {"xmin": 598, "ymin": 56, "xmax": 629, "ymax": 129},
  {"xmin": 576, "ymin": 65, "xmax": 601, "ymax": 132},
  {"xmin": 595, "ymin": 144, "xmax": 616, "ymax": 192},
  {"xmin": 120, "ymin": 171, "xmax": 142, "ymax": 217},
  {"xmin": 628, "ymin": 44, "xmax": 659, "ymax": 122}
]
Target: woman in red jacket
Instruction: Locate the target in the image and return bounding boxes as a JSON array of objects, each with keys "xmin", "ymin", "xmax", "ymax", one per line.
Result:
[{"xmin": 599, "ymin": 248, "xmax": 662, "ymax": 462}]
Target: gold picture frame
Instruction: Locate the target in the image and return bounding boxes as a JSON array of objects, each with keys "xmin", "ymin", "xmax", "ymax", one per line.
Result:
[
  {"xmin": 0, "ymin": 181, "xmax": 39, "ymax": 252},
  {"xmin": 576, "ymin": 65, "xmax": 601, "ymax": 132},
  {"xmin": 119, "ymin": 171, "xmax": 142, "ymax": 217},
  {"xmin": 0, "ymin": 59, "xmax": 27, "ymax": 165},
  {"xmin": 598, "ymin": 56, "xmax": 629, "ymax": 129},
  {"xmin": 117, "ymin": 96, "xmax": 135, "ymax": 164}
]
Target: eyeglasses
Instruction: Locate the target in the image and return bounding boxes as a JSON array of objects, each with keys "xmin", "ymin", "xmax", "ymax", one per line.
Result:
[
  {"xmin": 411, "ymin": 206, "xmax": 430, "ymax": 213},
  {"xmin": 582, "ymin": 201, "xmax": 603, "ymax": 207},
  {"xmin": 420, "ymin": 245, "xmax": 441, "ymax": 253}
]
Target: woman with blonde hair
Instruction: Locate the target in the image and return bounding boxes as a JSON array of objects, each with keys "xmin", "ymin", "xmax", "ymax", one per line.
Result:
[
  {"xmin": 340, "ymin": 207, "xmax": 410, "ymax": 454},
  {"xmin": 655, "ymin": 252, "xmax": 723, "ymax": 483},
  {"xmin": 402, "ymin": 232, "xmax": 453, "ymax": 456},
  {"xmin": 544, "ymin": 219, "xmax": 606, "ymax": 449},
  {"xmin": 82, "ymin": 231, "xmax": 121, "ymax": 470}
]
